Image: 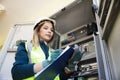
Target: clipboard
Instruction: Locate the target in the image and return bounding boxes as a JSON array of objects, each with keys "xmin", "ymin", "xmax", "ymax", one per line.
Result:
[{"xmin": 35, "ymin": 46, "xmax": 74, "ymax": 80}]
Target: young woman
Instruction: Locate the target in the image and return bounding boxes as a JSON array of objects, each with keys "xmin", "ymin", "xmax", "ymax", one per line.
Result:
[
  {"xmin": 11, "ymin": 17, "xmax": 83, "ymax": 80},
  {"xmin": 11, "ymin": 17, "xmax": 63, "ymax": 80}
]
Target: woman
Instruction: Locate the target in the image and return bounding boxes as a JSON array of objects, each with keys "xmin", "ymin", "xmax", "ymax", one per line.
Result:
[
  {"xmin": 11, "ymin": 17, "xmax": 83, "ymax": 80},
  {"xmin": 11, "ymin": 17, "xmax": 63, "ymax": 80}
]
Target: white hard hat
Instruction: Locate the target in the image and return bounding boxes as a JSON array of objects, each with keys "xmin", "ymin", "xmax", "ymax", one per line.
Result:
[{"xmin": 34, "ymin": 17, "xmax": 56, "ymax": 30}]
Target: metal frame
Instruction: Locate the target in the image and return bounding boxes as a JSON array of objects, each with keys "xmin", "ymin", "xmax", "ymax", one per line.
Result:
[
  {"xmin": 0, "ymin": 26, "xmax": 16, "ymax": 70},
  {"xmin": 93, "ymin": 33, "xmax": 106, "ymax": 80},
  {"xmin": 94, "ymin": 0, "xmax": 120, "ymax": 80}
]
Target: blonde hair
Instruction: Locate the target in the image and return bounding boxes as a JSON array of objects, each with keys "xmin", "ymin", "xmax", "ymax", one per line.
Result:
[{"xmin": 31, "ymin": 20, "xmax": 55, "ymax": 47}]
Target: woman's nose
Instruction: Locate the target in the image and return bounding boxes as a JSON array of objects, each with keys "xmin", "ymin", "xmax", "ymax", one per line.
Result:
[{"xmin": 48, "ymin": 29, "xmax": 52, "ymax": 33}]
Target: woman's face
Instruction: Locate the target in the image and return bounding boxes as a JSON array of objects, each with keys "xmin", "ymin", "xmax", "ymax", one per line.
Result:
[{"xmin": 38, "ymin": 21, "xmax": 54, "ymax": 42}]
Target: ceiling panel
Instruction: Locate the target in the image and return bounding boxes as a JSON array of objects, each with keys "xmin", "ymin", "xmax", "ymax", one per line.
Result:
[{"xmin": 51, "ymin": 0, "xmax": 95, "ymax": 34}]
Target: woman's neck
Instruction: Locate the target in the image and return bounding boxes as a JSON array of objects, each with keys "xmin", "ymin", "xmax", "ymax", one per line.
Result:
[{"xmin": 39, "ymin": 39, "xmax": 47, "ymax": 45}]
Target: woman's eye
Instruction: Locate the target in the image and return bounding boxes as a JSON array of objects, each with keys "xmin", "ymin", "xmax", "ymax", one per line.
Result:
[{"xmin": 43, "ymin": 27, "xmax": 48, "ymax": 30}]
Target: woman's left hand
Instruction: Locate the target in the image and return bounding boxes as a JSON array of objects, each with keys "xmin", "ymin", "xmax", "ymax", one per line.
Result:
[{"xmin": 49, "ymin": 49, "xmax": 63, "ymax": 62}]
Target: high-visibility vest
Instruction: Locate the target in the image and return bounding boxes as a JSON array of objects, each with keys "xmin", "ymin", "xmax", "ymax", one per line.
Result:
[{"xmin": 24, "ymin": 42, "xmax": 60, "ymax": 80}]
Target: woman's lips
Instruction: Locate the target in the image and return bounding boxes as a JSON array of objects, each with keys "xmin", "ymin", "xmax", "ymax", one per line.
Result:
[{"xmin": 46, "ymin": 34, "xmax": 51, "ymax": 38}]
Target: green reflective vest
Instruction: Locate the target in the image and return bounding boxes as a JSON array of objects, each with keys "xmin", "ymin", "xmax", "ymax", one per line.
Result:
[{"xmin": 24, "ymin": 42, "xmax": 60, "ymax": 80}]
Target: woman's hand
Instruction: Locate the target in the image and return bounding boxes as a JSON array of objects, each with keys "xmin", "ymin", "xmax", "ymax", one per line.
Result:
[
  {"xmin": 34, "ymin": 49, "xmax": 63, "ymax": 73},
  {"xmin": 49, "ymin": 49, "xmax": 63, "ymax": 62},
  {"xmin": 42, "ymin": 49, "xmax": 63, "ymax": 68},
  {"xmin": 65, "ymin": 44, "xmax": 83, "ymax": 73}
]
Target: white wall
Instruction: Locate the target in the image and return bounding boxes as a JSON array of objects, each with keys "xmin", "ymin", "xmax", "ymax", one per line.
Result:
[
  {"xmin": 9, "ymin": 24, "xmax": 34, "ymax": 50},
  {"xmin": 0, "ymin": 52, "xmax": 15, "ymax": 80}
]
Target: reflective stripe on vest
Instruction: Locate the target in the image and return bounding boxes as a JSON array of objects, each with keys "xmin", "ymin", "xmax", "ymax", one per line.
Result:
[{"xmin": 24, "ymin": 42, "xmax": 60, "ymax": 80}]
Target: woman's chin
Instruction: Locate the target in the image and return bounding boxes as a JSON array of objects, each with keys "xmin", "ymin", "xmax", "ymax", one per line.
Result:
[{"xmin": 44, "ymin": 38, "xmax": 51, "ymax": 42}]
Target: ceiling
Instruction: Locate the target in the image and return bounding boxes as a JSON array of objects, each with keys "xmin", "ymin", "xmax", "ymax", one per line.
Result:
[
  {"xmin": 0, "ymin": 0, "xmax": 75, "ymax": 47},
  {"xmin": 51, "ymin": 0, "xmax": 95, "ymax": 35}
]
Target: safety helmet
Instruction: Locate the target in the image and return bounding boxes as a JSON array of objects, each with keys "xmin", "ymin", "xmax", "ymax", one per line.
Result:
[{"xmin": 33, "ymin": 17, "xmax": 56, "ymax": 30}]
